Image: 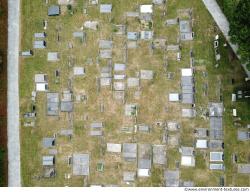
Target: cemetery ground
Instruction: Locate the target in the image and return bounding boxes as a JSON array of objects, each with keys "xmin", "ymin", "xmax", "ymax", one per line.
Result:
[{"xmin": 20, "ymin": 0, "xmax": 250, "ymax": 187}]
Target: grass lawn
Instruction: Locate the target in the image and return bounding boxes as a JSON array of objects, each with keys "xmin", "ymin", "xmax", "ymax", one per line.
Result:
[{"xmin": 20, "ymin": 0, "xmax": 250, "ymax": 187}]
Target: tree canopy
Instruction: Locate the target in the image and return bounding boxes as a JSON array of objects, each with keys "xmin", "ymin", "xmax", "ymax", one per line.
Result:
[
  {"xmin": 0, "ymin": 148, "xmax": 5, "ymax": 186},
  {"xmin": 0, "ymin": 6, "xmax": 4, "ymax": 17},
  {"xmin": 229, "ymin": 0, "xmax": 250, "ymax": 63}
]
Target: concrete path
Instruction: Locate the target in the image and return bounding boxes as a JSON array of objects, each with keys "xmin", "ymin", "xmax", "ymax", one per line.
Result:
[
  {"xmin": 202, "ymin": 0, "xmax": 250, "ymax": 78},
  {"xmin": 7, "ymin": 0, "xmax": 21, "ymax": 187}
]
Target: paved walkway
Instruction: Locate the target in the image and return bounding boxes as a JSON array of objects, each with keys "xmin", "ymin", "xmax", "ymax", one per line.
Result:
[
  {"xmin": 7, "ymin": 0, "xmax": 21, "ymax": 187},
  {"xmin": 202, "ymin": 0, "xmax": 250, "ymax": 77}
]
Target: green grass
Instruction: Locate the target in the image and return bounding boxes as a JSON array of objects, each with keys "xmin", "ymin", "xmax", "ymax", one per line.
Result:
[
  {"xmin": 195, "ymin": 152, "xmax": 206, "ymax": 169},
  {"xmin": 151, "ymin": 167, "xmax": 164, "ymax": 186},
  {"xmin": 234, "ymin": 174, "xmax": 250, "ymax": 187}
]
